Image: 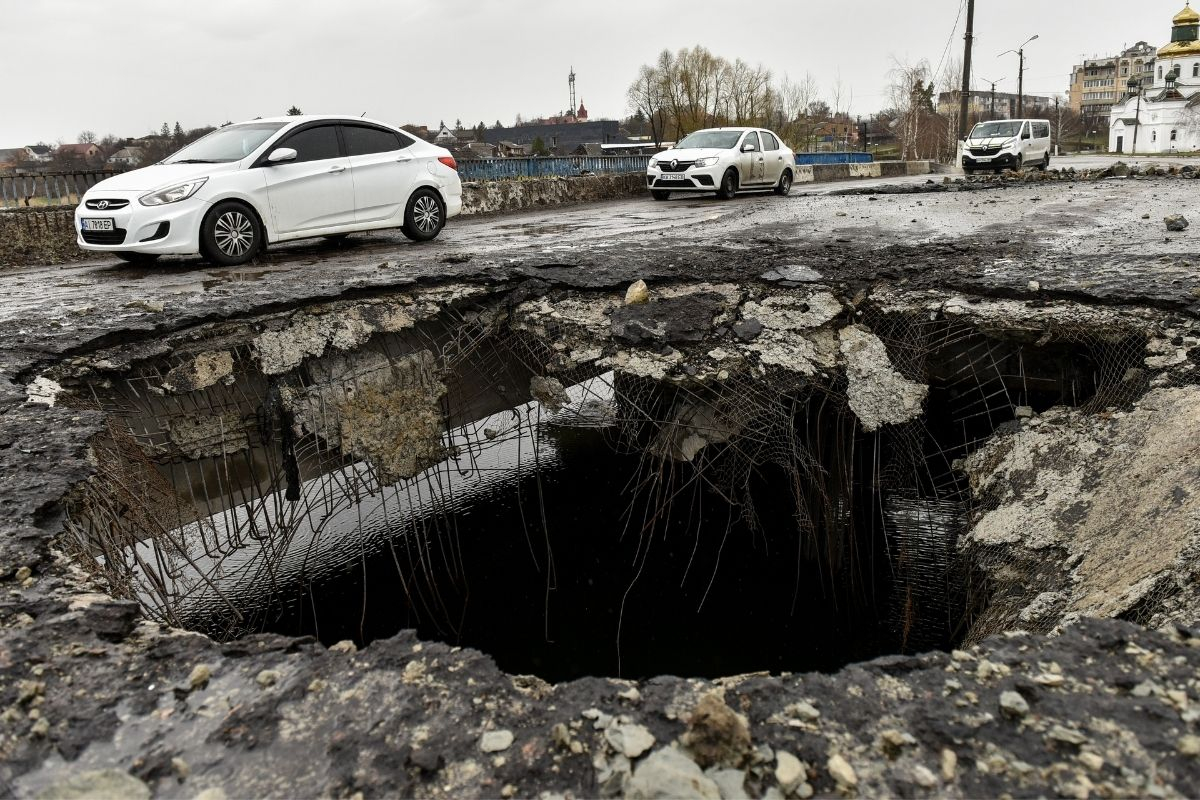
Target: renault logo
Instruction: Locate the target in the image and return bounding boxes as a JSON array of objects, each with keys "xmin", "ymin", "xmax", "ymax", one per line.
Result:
[
  {"xmin": 96, "ymin": 200, "xmax": 109, "ymax": 210},
  {"xmin": 670, "ymin": 159, "xmax": 678, "ymax": 169}
]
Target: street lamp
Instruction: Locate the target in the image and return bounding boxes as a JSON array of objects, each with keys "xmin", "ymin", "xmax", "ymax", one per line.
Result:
[
  {"xmin": 1000, "ymin": 35, "xmax": 1039, "ymax": 117},
  {"xmin": 978, "ymin": 76, "xmax": 1006, "ymax": 120}
]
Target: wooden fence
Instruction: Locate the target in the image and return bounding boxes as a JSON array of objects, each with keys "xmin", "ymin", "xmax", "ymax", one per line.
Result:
[{"xmin": 0, "ymin": 171, "xmax": 119, "ymax": 208}]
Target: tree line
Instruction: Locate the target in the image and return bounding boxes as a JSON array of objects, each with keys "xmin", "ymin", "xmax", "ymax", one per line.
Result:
[
  {"xmin": 626, "ymin": 46, "xmax": 856, "ymax": 151},
  {"xmin": 627, "ymin": 46, "xmax": 1090, "ymax": 161}
]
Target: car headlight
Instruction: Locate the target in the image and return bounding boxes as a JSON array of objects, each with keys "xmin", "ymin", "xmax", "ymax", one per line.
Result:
[
  {"xmin": 139, "ymin": 178, "xmax": 208, "ymax": 206},
  {"xmin": 694, "ymin": 156, "xmax": 720, "ymax": 168},
  {"xmin": 649, "ymin": 158, "xmax": 659, "ymax": 168}
]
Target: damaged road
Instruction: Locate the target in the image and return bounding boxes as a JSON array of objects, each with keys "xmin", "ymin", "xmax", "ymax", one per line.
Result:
[{"xmin": 2, "ymin": 169, "xmax": 1200, "ymax": 798}]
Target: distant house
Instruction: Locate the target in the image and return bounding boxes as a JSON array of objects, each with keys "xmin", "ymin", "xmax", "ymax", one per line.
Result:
[
  {"xmin": 484, "ymin": 120, "xmax": 626, "ymax": 155},
  {"xmin": 26, "ymin": 145, "xmax": 52, "ymax": 163},
  {"xmin": 497, "ymin": 140, "xmax": 529, "ymax": 157},
  {"xmin": 571, "ymin": 142, "xmax": 605, "ymax": 157},
  {"xmin": 450, "ymin": 141, "xmax": 498, "ymax": 160},
  {"xmin": 107, "ymin": 147, "xmax": 145, "ymax": 168},
  {"xmin": 57, "ymin": 143, "xmax": 102, "ymax": 163},
  {"xmin": 433, "ymin": 123, "xmax": 458, "ymax": 146},
  {"xmin": 401, "ymin": 124, "xmax": 432, "ymax": 142}
]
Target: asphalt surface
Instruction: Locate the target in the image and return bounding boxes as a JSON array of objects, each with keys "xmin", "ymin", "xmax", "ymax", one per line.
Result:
[
  {"xmin": 1, "ymin": 159, "xmax": 1199, "ymax": 799},
  {"xmin": 4, "ymin": 158, "xmax": 1199, "ymax": 344}
]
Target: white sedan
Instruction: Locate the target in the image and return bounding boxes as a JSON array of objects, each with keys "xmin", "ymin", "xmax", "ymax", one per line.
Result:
[
  {"xmin": 75, "ymin": 115, "xmax": 463, "ymax": 266},
  {"xmin": 646, "ymin": 127, "xmax": 796, "ymax": 201}
]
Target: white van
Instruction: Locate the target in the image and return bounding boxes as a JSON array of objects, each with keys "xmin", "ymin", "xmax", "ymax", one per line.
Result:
[{"xmin": 962, "ymin": 119, "xmax": 1052, "ymax": 174}]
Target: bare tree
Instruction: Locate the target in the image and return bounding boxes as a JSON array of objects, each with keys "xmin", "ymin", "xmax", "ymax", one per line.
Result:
[
  {"xmin": 886, "ymin": 59, "xmax": 937, "ymax": 160},
  {"xmin": 77, "ymin": 130, "xmax": 97, "ymax": 144}
]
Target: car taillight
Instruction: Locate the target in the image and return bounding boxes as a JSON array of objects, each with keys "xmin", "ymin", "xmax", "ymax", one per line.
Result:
[{"xmin": 438, "ymin": 156, "xmax": 457, "ymax": 171}]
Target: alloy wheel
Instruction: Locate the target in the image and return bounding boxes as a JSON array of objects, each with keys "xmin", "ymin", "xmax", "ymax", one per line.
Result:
[
  {"xmin": 213, "ymin": 211, "xmax": 254, "ymax": 257},
  {"xmin": 412, "ymin": 196, "xmax": 441, "ymax": 233}
]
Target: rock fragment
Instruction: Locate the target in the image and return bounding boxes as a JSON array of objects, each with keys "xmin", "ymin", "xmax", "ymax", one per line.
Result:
[
  {"xmin": 480, "ymin": 729, "xmax": 515, "ymax": 753},
  {"xmin": 530, "ymin": 376, "xmax": 570, "ymax": 411},
  {"xmin": 605, "ymin": 723, "xmax": 656, "ymax": 759},
  {"xmin": 34, "ymin": 770, "xmax": 151, "ymax": 800},
  {"xmin": 626, "ymin": 280, "xmax": 650, "ymax": 305},
  {"xmin": 188, "ymin": 664, "xmax": 212, "ymax": 690},
  {"xmin": 826, "ymin": 754, "xmax": 858, "ymax": 788},
  {"xmin": 682, "ymin": 693, "xmax": 752, "ymax": 768},
  {"xmin": 774, "ymin": 750, "xmax": 805, "ymax": 791},
  {"xmin": 999, "ymin": 690, "xmax": 1029, "ymax": 719},
  {"xmin": 627, "ymin": 747, "xmax": 721, "ymax": 800},
  {"xmin": 1165, "ymin": 215, "xmax": 1189, "ymax": 232}
]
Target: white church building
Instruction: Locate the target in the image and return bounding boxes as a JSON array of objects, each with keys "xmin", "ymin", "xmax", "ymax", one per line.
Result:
[{"xmin": 1109, "ymin": 3, "xmax": 1200, "ymax": 154}]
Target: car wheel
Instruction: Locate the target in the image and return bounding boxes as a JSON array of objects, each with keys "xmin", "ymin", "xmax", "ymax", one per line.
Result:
[
  {"xmin": 717, "ymin": 168, "xmax": 738, "ymax": 200},
  {"xmin": 651, "ymin": 190, "xmax": 671, "ymax": 201},
  {"xmin": 401, "ymin": 188, "xmax": 445, "ymax": 242},
  {"xmin": 114, "ymin": 252, "xmax": 160, "ymax": 265},
  {"xmin": 200, "ymin": 201, "xmax": 261, "ymax": 267},
  {"xmin": 774, "ymin": 170, "xmax": 793, "ymax": 196}
]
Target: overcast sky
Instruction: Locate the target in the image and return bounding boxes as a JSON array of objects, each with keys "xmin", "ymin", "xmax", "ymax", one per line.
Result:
[{"xmin": 3, "ymin": 0, "xmax": 1189, "ymax": 146}]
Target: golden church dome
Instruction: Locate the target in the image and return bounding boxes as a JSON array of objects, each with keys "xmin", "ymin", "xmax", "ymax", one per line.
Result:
[{"xmin": 1159, "ymin": 3, "xmax": 1200, "ymax": 57}]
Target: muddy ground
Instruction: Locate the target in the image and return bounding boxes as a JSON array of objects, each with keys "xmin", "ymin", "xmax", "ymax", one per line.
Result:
[{"xmin": 1, "ymin": 170, "xmax": 1199, "ymax": 798}]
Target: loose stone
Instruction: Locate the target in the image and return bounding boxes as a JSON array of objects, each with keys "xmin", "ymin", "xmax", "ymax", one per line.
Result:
[
  {"xmin": 480, "ymin": 729, "xmax": 515, "ymax": 753},
  {"xmin": 775, "ymin": 750, "xmax": 805, "ymax": 791},
  {"xmin": 999, "ymin": 690, "xmax": 1029, "ymax": 718},
  {"xmin": 255, "ymin": 669, "xmax": 280, "ymax": 689},
  {"xmin": 188, "ymin": 664, "xmax": 212, "ymax": 690},
  {"xmin": 827, "ymin": 753, "xmax": 858, "ymax": 787},
  {"xmin": 627, "ymin": 747, "xmax": 721, "ymax": 800}
]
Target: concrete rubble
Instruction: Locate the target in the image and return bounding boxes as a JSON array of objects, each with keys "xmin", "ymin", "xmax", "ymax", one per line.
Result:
[{"xmin": 1, "ymin": 171, "xmax": 1199, "ymax": 797}]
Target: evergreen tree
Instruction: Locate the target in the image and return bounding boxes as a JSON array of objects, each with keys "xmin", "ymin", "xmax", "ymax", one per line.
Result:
[
  {"xmin": 531, "ymin": 136, "xmax": 548, "ymax": 156},
  {"xmin": 172, "ymin": 121, "xmax": 184, "ymax": 140},
  {"xmin": 286, "ymin": 105, "xmax": 303, "ymax": 116},
  {"xmin": 159, "ymin": 122, "xmax": 170, "ymax": 137}
]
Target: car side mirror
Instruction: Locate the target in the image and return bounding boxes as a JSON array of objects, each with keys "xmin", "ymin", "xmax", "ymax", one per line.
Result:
[
  {"xmin": 742, "ymin": 143, "xmax": 756, "ymax": 152},
  {"xmin": 267, "ymin": 147, "xmax": 297, "ymax": 163},
  {"xmin": 1021, "ymin": 132, "xmax": 1031, "ymax": 140}
]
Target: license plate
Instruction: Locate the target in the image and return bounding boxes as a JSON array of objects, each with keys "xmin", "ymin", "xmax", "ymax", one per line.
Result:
[
  {"xmin": 81, "ymin": 218, "xmax": 115, "ymax": 231},
  {"xmin": 660, "ymin": 175, "xmax": 689, "ymax": 182},
  {"xmin": 974, "ymin": 157, "xmax": 991, "ymax": 162}
]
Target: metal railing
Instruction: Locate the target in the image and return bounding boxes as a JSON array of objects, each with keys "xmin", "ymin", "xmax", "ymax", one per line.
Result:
[
  {"xmin": 457, "ymin": 155, "xmax": 652, "ymax": 181},
  {"xmin": 794, "ymin": 152, "xmax": 874, "ymax": 165},
  {"xmin": 0, "ymin": 171, "xmax": 118, "ymax": 208}
]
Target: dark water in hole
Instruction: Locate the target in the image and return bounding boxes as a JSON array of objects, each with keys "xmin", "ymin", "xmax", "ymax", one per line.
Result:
[{"xmin": 246, "ymin": 423, "xmax": 901, "ymax": 682}]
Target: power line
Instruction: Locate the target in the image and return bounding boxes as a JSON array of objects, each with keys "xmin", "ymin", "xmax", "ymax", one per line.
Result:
[{"xmin": 935, "ymin": 0, "xmax": 968, "ymax": 79}]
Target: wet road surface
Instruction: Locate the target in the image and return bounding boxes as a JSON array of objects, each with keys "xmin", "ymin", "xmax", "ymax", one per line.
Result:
[{"xmin": 2, "ymin": 163, "xmax": 1198, "ymax": 341}]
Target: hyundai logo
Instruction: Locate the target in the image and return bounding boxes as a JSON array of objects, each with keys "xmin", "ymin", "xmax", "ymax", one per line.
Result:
[
  {"xmin": 670, "ymin": 159, "xmax": 678, "ymax": 169},
  {"xmin": 95, "ymin": 200, "xmax": 109, "ymax": 210}
]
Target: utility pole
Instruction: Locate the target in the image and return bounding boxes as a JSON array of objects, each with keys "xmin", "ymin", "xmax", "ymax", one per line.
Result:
[
  {"xmin": 1018, "ymin": 51, "xmax": 1026, "ymax": 117},
  {"xmin": 1002, "ymin": 36, "xmax": 1039, "ymax": 118},
  {"xmin": 1131, "ymin": 82, "xmax": 1144, "ymax": 154},
  {"xmin": 958, "ymin": 0, "xmax": 976, "ymax": 141},
  {"xmin": 980, "ymin": 77, "xmax": 1005, "ymax": 121}
]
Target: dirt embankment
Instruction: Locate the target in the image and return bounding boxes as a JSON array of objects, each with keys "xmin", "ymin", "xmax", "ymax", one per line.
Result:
[{"xmin": 0, "ymin": 208, "xmax": 87, "ymax": 268}]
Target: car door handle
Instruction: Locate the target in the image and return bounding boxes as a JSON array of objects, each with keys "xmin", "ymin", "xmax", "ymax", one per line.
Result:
[
  {"xmin": 328, "ymin": 165, "xmax": 346, "ymax": 174},
  {"xmin": 395, "ymin": 153, "xmax": 413, "ymax": 162}
]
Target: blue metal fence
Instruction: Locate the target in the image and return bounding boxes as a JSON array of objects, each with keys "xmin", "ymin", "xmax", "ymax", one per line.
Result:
[
  {"xmin": 794, "ymin": 152, "xmax": 874, "ymax": 165},
  {"xmin": 456, "ymin": 155, "xmax": 652, "ymax": 182}
]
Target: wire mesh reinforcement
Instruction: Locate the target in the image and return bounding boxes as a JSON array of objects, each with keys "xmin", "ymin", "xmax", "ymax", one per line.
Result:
[{"xmin": 59, "ymin": 299, "xmax": 1186, "ymax": 655}]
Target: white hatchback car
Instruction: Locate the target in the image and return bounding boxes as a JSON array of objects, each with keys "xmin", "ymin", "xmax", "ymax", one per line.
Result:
[
  {"xmin": 646, "ymin": 128, "xmax": 796, "ymax": 201},
  {"xmin": 75, "ymin": 115, "xmax": 463, "ymax": 266}
]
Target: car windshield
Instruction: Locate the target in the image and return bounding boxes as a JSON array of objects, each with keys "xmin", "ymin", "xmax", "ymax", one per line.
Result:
[
  {"xmin": 675, "ymin": 130, "xmax": 745, "ymax": 150},
  {"xmin": 970, "ymin": 121, "xmax": 1022, "ymax": 139},
  {"xmin": 163, "ymin": 122, "xmax": 288, "ymax": 164}
]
